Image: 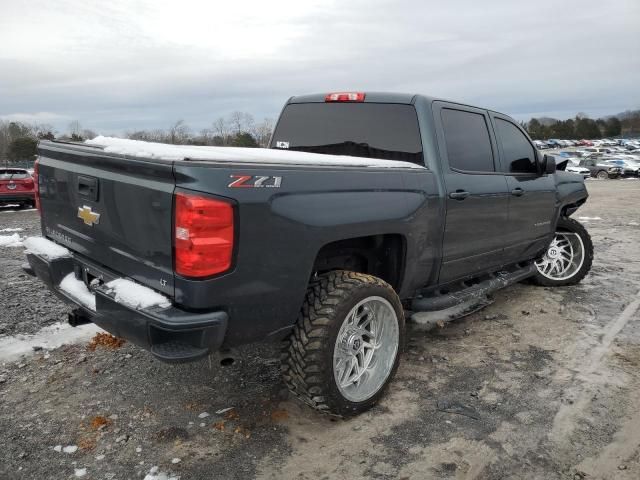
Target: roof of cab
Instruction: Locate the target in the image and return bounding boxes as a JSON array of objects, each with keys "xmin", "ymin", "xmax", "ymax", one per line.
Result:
[{"xmin": 287, "ymin": 92, "xmax": 510, "ymax": 120}]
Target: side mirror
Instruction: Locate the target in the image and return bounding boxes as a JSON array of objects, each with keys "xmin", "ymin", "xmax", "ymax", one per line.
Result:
[{"xmin": 542, "ymin": 154, "xmax": 556, "ymax": 175}]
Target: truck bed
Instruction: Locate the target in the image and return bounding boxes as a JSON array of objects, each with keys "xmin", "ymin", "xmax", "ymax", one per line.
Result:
[
  {"xmin": 84, "ymin": 136, "xmax": 426, "ymax": 170},
  {"xmin": 35, "ymin": 139, "xmax": 436, "ymax": 349}
]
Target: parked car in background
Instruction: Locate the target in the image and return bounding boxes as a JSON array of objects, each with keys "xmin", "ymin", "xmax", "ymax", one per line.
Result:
[
  {"xmin": 602, "ymin": 159, "xmax": 640, "ymax": 177},
  {"xmin": 547, "ymin": 139, "xmax": 562, "ymax": 148},
  {"xmin": 578, "ymin": 158, "xmax": 623, "ymax": 179},
  {"xmin": 585, "ymin": 147, "xmax": 612, "ymax": 154},
  {"xmin": 533, "ymin": 140, "xmax": 548, "ymax": 150},
  {"xmin": 557, "ymin": 151, "xmax": 575, "ymax": 158},
  {"xmin": 565, "ymin": 164, "xmax": 591, "ymax": 179},
  {"xmin": 0, "ymin": 168, "xmax": 36, "ymax": 208}
]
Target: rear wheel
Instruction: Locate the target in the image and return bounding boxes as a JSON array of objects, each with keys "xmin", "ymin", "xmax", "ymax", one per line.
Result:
[
  {"xmin": 596, "ymin": 170, "xmax": 608, "ymax": 179},
  {"xmin": 281, "ymin": 270, "xmax": 404, "ymax": 416},
  {"xmin": 532, "ymin": 216, "xmax": 593, "ymax": 286}
]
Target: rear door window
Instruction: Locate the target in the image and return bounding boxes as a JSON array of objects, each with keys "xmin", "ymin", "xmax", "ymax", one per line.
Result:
[
  {"xmin": 441, "ymin": 108, "xmax": 495, "ymax": 172},
  {"xmin": 271, "ymin": 103, "xmax": 424, "ymax": 165},
  {"xmin": 495, "ymin": 119, "xmax": 538, "ymax": 174}
]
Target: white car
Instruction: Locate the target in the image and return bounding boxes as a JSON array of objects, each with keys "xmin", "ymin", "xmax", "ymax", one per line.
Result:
[{"xmin": 565, "ymin": 164, "xmax": 591, "ymax": 178}]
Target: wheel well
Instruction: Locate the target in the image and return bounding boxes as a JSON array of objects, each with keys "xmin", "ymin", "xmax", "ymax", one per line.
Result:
[
  {"xmin": 561, "ymin": 198, "xmax": 587, "ymax": 217},
  {"xmin": 311, "ymin": 234, "xmax": 405, "ymax": 291}
]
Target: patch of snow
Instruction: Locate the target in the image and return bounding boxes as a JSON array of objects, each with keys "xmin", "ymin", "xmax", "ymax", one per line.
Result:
[
  {"xmin": 198, "ymin": 412, "xmax": 210, "ymax": 419},
  {"xmin": 60, "ymin": 273, "xmax": 96, "ymax": 311},
  {"xmin": 23, "ymin": 236, "xmax": 70, "ymax": 259},
  {"xmin": 63, "ymin": 445, "xmax": 78, "ymax": 454},
  {"xmin": 53, "ymin": 445, "xmax": 62, "ymax": 452},
  {"xmin": 628, "ymin": 221, "xmax": 639, "ymax": 226},
  {"xmin": 171, "ymin": 458, "xmax": 181, "ymax": 464},
  {"xmin": 215, "ymin": 407, "xmax": 234, "ymax": 415},
  {"xmin": 105, "ymin": 278, "xmax": 171, "ymax": 310},
  {"xmin": 144, "ymin": 466, "xmax": 179, "ymax": 480},
  {"xmin": 95, "ymin": 454, "xmax": 105, "ymax": 460},
  {"xmin": 578, "ymin": 216, "xmax": 602, "ymax": 221},
  {"xmin": 86, "ymin": 136, "xmax": 425, "ymax": 170},
  {"xmin": 411, "ymin": 298, "xmax": 489, "ymax": 330},
  {"xmin": 74, "ymin": 468, "xmax": 87, "ymax": 477},
  {"xmin": 0, "ymin": 321, "xmax": 102, "ymax": 362},
  {"xmin": 0, "ymin": 233, "xmax": 22, "ymax": 247},
  {"xmin": 0, "ymin": 227, "xmax": 23, "ymax": 232}
]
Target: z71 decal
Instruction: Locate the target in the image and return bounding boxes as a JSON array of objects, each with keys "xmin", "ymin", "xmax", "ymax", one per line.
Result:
[{"xmin": 228, "ymin": 175, "xmax": 282, "ymax": 188}]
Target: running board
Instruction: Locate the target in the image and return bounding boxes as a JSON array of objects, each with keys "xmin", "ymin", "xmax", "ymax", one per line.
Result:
[{"xmin": 412, "ymin": 262, "xmax": 536, "ymax": 312}]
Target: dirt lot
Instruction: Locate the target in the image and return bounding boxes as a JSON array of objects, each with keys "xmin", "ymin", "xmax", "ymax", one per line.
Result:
[{"xmin": 1, "ymin": 179, "xmax": 639, "ymax": 480}]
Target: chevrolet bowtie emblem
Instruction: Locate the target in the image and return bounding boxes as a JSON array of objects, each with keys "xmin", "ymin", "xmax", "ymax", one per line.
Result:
[{"xmin": 77, "ymin": 205, "xmax": 100, "ymax": 226}]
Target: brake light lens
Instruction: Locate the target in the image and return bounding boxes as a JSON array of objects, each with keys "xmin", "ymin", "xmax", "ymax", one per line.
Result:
[
  {"xmin": 33, "ymin": 158, "xmax": 41, "ymax": 213},
  {"xmin": 325, "ymin": 92, "xmax": 366, "ymax": 102},
  {"xmin": 174, "ymin": 192, "xmax": 234, "ymax": 278}
]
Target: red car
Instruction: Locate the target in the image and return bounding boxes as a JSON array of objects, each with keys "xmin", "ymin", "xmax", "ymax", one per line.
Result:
[{"xmin": 0, "ymin": 168, "xmax": 36, "ymax": 208}]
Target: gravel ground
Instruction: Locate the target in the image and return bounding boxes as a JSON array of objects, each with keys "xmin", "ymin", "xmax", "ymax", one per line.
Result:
[
  {"xmin": 0, "ymin": 206, "xmax": 69, "ymax": 336},
  {"xmin": 1, "ymin": 179, "xmax": 639, "ymax": 480}
]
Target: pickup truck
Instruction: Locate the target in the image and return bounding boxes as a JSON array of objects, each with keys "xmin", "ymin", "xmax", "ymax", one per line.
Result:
[
  {"xmin": 25, "ymin": 92, "xmax": 593, "ymax": 416},
  {"xmin": 578, "ymin": 157, "xmax": 623, "ymax": 179}
]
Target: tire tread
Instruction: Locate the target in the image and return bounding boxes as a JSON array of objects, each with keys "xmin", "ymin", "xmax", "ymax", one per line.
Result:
[{"xmin": 281, "ymin": 270, "xmax": 399, "ymax": 415}]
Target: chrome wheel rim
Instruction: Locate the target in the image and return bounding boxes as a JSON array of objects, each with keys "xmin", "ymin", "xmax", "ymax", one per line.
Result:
[
  {"xmin": 333, "ymin": 296, "xmax": 399, "ymax": 402},
  {"xmin": 535, "ymin": 231, "xmax": 585, "ymax": 281}
]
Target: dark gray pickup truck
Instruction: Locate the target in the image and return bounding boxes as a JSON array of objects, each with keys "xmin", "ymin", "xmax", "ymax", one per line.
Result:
[{"xmin": 26, "ymin": 92, "xmax": 593, "ymax": 416}]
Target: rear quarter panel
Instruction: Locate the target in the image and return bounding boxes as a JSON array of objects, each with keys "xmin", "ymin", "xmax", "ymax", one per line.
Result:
[{"xmin": 174, "ymin": 162, "xmax": 438, "ymax": 345}]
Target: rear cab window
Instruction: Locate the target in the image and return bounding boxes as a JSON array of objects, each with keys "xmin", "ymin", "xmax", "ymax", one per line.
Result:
[{"xmin": 271, "ymin": 103, "xmax": 424, "ymax": 165}]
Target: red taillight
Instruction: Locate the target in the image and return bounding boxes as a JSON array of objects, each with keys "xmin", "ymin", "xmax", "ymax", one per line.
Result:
[
  {"xmin": 174, "ymin": 192, "xmax": 234, "ymax": 278},
  {"xmin": 325, "ymin": 92, "xmax": 366, "ymax": 102},
  {"xmin": 33, "ymin": 158, "xmax": 41, "ymax": 213}
]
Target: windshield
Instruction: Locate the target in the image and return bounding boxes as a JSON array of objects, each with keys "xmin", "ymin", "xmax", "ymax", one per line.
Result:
[{"xmin": 271, "ymin": 103, "xmax": 424, "ymax": 165}]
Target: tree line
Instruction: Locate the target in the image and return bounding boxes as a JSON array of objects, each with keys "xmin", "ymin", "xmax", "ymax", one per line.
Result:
[
  {"xmin": 524, "ymin": 110, "xmax": 640, "ymax": 140},
  {"xmin": 125, "ymin": 112, "xmax": 274, "ymax": 148},
  {"xmin": 3, "ymin": 107, "xmax": 639, "ymax": 166},
  {"xmin": 0, "ymin": 112, "xmax": 275, "ymax": 166}
]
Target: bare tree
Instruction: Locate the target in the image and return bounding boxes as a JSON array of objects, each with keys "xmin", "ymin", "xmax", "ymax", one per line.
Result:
[
  {"xmin": 68, "ymin": 121, "xmax": 82, "ymax": 137},
  {"xmin": 212, "ymin": 117, "xmax": 229, "ymax": 140},
  {"xmin": 168, "ymin": 120, "xmax": 191, "ymax": 144},
  {"xmin": 82, "ymin": 129, "xmax": 97, "ymax": 140},
  {"xmin": 253, "ymin": 117, "xmax": 275, "ymax": 148},
  {"xmin": 228, "ymin": 111, "xmax": 255, "ymax": 136},
  {"xmin": 31, "ymin": 123, "xmax": 56, "ymax": 139}
]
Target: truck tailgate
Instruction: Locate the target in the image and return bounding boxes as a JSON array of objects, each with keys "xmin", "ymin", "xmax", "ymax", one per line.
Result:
[{"xmin": 37, "ymin": 143, "xmax": 175, "ymax": 297}]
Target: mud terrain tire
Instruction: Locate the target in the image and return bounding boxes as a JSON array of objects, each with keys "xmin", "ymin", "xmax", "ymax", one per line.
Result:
[{"xmin": 281, "ymin": 270, "xmax": 404, "ymax": 416}]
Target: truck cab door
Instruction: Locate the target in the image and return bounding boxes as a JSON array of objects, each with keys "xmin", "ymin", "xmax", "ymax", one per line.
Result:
[
  {"xmin": 433, "ymin": 103, "xmax": 510, "ymax": 284},
  {"xmin": 490, "ymin": 114, "xmax": 556, "ymax": 262}
]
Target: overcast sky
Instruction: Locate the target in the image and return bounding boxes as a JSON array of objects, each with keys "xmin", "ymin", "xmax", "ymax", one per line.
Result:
[{"xmin": 1, "ymin": 0, "xmax": 638, "ymax": 135}]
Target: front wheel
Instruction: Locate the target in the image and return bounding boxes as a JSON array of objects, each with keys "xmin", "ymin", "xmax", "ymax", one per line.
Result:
[
  {"xmin": 531, "ymin": 216, "xmax": 593, "ymax": 286},
  {"xmin": 281, "ymin": 270, "xmax": 405, "ymax": 416}
]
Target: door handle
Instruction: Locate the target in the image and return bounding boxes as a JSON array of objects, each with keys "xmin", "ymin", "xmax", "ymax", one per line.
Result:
[
  {"xmin": 449, "ymin": 190, "xmax": 470, "ymax": 200},
  {"xmin": 78, "ymin": 175, "xmax": 99, "ymax": 201},
  {"xmin": 511, "ymin": 188, "xmax": 524, "ymax": 197}
]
